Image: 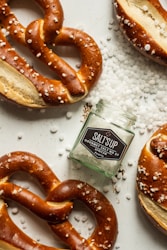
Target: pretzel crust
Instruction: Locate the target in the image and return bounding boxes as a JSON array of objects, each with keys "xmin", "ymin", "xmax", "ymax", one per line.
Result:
[
  {"xmin": 0, "ymin": 0, "xmax": 102, "ymax": 107},
  {"xmin": 137, "ymin": 124, "xmax": 167, "ymax": 234},
  {"xmin": 114, "ymin": 0, "xmax": 167, "ymax": 65},
  {"xmin": 0, "ymin": 151, "xmax": 118, "ymax": 249}
]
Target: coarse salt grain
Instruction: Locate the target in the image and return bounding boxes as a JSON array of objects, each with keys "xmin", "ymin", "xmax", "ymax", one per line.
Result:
[
  {"xmin": 17, "ymin": 132, "xmax": 23, "ymax": 140},
  {"xmin": 11, "ymin": 207, "xmax": 19, "ymax": 215},
  {"xmin": 88, "ymin": 223, "xmax": 94, "ymax": 231},
  {"xmin": 144, "ymin": 44, "xmax": 151, "ymax": 51},
  {"xmin": 59, "ymin": 134, "xmax": 64, "ymax": 141},
  {"xmin": 20, "ymin": 217, "xmax": 25, "ymax": 224},
  {"xmin": 65, "ymin": 145, "xmax": 71, "ymax": 152},
  {"xmin": 122, "ymin": 173, "xmax": 127, "ymax": 180},
  {"xmin": 103, "ymin": 185, "xmax": 110, "ymax": 193},
  {"xmin": 115, "ymin": 185, "xmax": 121, "ymax": 193},
  {"xmin": 142, "ymin": 5, "xmax": 148, "ymax": 12},
  {"xmin": 58, "ymin": 149, "xmax": 64, "ymax": 156},
  {"xmin": 126, "ymin": 194, "xmax": 132, "ymax": 200},
  {"xmin": 82, "ymin": 215, "xmax": 88, "ymax": 222},
  {"xmin": 50, "ymin": 125, "xmax": 58, "ymax": 134},
  {"xmin": 66, "ymin": 111, "xmax": 73, "ymax": 119},
  {"xmin": 127, "ymin": 160, "xmax": 133, "ymax": 167},
  {"xmin": 74, "ymin": 215, "xmax": 80, "ymax": 222}
]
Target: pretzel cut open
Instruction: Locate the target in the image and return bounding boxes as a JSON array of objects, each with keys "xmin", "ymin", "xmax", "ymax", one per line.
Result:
[
  {"xmin": 137, "ymin": 124, "xmax": 167, "ymax": 234},
  {"xmin": 0, "ymin": 0, "xmax": 102, "ymax": 108},
  {"xmin": 114, "ymin": 0, "xmax": 167, "ymax": 65}
]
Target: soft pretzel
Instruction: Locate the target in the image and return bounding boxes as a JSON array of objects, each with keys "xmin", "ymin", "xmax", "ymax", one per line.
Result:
[
  {"xmin": 114, "ymin": 0, "xmax": 167, "ymax": 65},
  {"xmin": 0, "ymin": 0, "xmax": 102, "ymax": 107},
  {"xmin": 137, "ymin": 124, "xmax": 167, "ymax": 234},
  {"xmin": 0, "ymin": 151, "xmax": 118, "ymax": 249}
]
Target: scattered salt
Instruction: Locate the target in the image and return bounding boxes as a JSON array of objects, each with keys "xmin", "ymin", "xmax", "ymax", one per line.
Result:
[
  {"xmin": 103, "ymin": 185, "xmax": 110, "ymax": 193},
  {"xmin": 122, "ymin": 173, "xmax": 127, "ymax": 180},
  {"xmin": 85, "ymin": 19, "xmax": 167, "ymax": 132},
  {"xmin": 115, "ymin": 244, "xmax": 121, "ymax": 249},
  {"xmin": 11, "ymin": 207, "xmax": 19, "ymax": 215},
  {"xmin": 82, "ymin": 215, "xmax": 88, "ymax": 223},
  {"xmin": 74, "ymin": 215, "xmax": 80, "ymax": 222},
  {"xmin": 20, "ymin": 217, "xmax": 25, "ymax": 224},
  {"xmin": 17, "ymin": 132, "xmax": 23, "ymax": 140},
  {"xmin": 66, "ymin": 111, "xmax": 73, "ymax": 119},
  {"xmin": 126, "ymin": 194, "xmax": 132, "ymax": 200},
  {"xmin": 116, "ymin": 172, "xmax": 122, "ymax": 180},
  {"xmin": 111, "ymin": 176, "xmax": 118, "ymax": 184},
  {"xmin": 59, "ymin": 134, "xmax": 64, "ymax": 141},
  {"xmin": 88, "ymin": 223, "xmax": 94, "ymax": 231},
  {"xmin": 115, "ymin": 185, "xmax": 121, "ymax": 193},
  {"xmin": 127, "ymin": 160, "xmax": 134, "ymax": 167},
  {"xmin": 50, "ymin": 125, "xmax": 58, "ymax": 134},
  {"xmin": 65, "ymin": 145, "xmax": 72, "ymax": 152},
  {"xmin": 58, "ymin": 149, "xmax": 64, "ymax": 156}
]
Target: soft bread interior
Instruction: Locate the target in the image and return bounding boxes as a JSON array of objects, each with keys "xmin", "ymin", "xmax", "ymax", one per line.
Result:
[
  {"xmin": 0, "ymin": 241, "xmax": 20, "ymax": 250},
  {"xmin": 138, "ymin": 192, "xmax": 167, "ymax": 233},
  {"xmin": 0, "ymin": 59, "xmax": 46, "ymax": 108},
  {"xmin": 116, "ymin": 0, "xmax": 167, "ymax": 52}
]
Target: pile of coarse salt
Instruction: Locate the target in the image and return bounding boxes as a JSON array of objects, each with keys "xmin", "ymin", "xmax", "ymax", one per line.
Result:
[{"xmin": 85, "ymin": 17, "xmax": 167, "ymax": 132}]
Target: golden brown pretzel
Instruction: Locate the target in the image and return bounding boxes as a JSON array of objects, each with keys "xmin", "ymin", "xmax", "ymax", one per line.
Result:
[
  {"xmin": 137, "ymin": 124, "xmax": 167, "ymax": 234},
  {"xmin": 0, "ymin": 151, "xmax": 118, "ymax": 249},
  {"xmin": 0, "ymin": 0, "xmax": 102, "ymax": 107},
  {"xmin": 114, "ymin": 0, "xmax": 167, "ymax": 65}
]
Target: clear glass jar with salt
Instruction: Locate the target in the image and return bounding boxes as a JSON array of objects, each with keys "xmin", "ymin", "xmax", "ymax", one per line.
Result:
[{"xmin": 70, "ymin": 100, "xmax": 136, "ymax": 178}]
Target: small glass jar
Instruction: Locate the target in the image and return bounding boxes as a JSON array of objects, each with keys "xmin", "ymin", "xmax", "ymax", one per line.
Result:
[{"xmin": 70, "ymin": 100, "xmax": 136, "ymax": 178}]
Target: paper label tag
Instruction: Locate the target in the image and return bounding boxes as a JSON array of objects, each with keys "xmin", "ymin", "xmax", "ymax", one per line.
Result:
[{"xmin": 81, "ymin": 127, "xmax": 127, "ymax": 160}]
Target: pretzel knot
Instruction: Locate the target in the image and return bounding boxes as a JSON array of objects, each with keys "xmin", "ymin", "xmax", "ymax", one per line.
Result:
[
  {"xmin": 0, "ymin": 0, "xmax": 102, "ymax": 107},
  {"xmin": 0, "ymin": 151, "xmax": 118, "ymax": 249}
]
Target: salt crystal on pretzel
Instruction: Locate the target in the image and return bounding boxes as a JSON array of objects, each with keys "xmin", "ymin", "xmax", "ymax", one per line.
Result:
[
  {"xmin": 0, "ymin": 0, "xmax": 102, "ymax": 107},
  {"xmin": 0, "ymin": 151, "xmax": 118, "ymax": 249}
]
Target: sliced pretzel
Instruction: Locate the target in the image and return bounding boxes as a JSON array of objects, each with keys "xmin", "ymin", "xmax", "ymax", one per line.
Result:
[
  {"xmin": 114, "ymin": 0, "xmax": 167, "ymax": 65},
  {"xmin": 0, "ymin": 151, "xmax": 118, "ymax": 249},
  {"xmin": 0, "ymin": 0, "xmax": 102, "ymax": 107},
  {"xmin": 137, "ymin": 124, "xmax": 167, "ymax": 234}
]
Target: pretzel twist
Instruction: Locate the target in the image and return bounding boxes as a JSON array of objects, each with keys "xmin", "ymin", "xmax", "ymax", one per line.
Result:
[
  {"xmin": 0, "ymin": 0, "xmax": 102, "ymax": 107},
  {"xmin": 137, "ymin": 124, "xmax": 167, "ymax": 233},
  {"xmin": 0, "ymin": 151, "xmax": 118, "ymax": 249}
]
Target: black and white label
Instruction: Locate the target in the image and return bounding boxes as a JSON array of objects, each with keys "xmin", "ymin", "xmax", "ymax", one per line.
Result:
[{"xmin": 81, "ymin": 127, "xmax": 127, "ymax": 160}]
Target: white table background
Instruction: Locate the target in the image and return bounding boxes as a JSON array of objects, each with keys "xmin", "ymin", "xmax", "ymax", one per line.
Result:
[{"xmin": 1, "ymin": 0, "xmax": 167, "ymax": 249}]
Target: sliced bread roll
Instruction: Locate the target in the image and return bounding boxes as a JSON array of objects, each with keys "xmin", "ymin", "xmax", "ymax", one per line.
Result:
[
  {"xmin": 114, "ymin": 0, "xmax": 167, "ymax": 65},
  {"xmin": 137, "ymin": 124, "xmax": 167, "ymax": 234}
]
